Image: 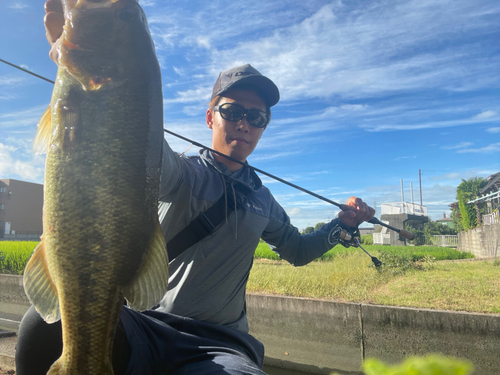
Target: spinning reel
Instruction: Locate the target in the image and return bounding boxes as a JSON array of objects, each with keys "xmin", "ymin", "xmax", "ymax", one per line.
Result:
[{"xmin": 328, "ymin": 225, "xmax": 382, "ymax": 267}]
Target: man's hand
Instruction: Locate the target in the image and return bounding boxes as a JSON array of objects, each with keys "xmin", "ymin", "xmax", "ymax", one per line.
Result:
[
  {"xmin": 338, "ymin": 196, "xmax": 375, "ymax": 228},
  {"xmin": 44, "ymin": 0, "xmax": 65, "ymax": 62}
]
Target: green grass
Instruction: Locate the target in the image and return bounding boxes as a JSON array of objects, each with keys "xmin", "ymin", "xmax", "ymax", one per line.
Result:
[
  {"xmin": 2, "ymin": 240, "xmax": 495, "ymax": 315},
  {"xmin": 248, "ymin": 253, "xmax": 500, "ymax": 314},
  {"xmin": 0, "ymin": 241, "xmax": 38, "ymax": 275},
  {"xmin": 255, "ymin": 242, "xmax": 475, "ymax": 262}
]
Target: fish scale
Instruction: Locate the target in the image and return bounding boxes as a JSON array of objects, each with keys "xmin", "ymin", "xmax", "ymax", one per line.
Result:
[{"xmin": 23, "ymin": 0, "xmax": 169, "ymax": 374}]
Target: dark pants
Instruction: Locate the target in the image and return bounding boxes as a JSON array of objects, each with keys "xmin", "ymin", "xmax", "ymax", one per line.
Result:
[{"xmin": 16, "ymin": 305, "xmax": 265, "ymax": 375}]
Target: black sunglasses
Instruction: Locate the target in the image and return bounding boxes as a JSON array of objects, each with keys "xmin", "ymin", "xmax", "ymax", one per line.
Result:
[{"xmin": 214, "ymin": 103, "xmax": 270, "ymax": 129}]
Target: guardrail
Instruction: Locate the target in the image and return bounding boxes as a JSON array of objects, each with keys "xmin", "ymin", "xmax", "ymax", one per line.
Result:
[
  {"xmin": 483, "ymin": 212, "xmax": 499, "ymax": 225},
  {"xmin": 380, "ymin": 202, "xmax": 427, "ymax": 216}
]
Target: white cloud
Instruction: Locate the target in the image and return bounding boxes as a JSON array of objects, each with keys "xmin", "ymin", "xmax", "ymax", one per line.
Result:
[
  {"xmin": 0, "ymin": 105, "xmax": 47, "ymax": 129},
  {"xmin": 196, "ymin": 37, "xmax": 211, "ymax": 50},
  {"xmin": 473, "ymin": 110, "xmax": 496, "ymax": 119},
  {"xmin": 0, "ymin": 76, "xmax": 24, "ymax": 86},
  {"xmin": 442, "ymin": 142, "xmax": 474, "ymax": 150},
  {"xmin": 140, "ymin": 0, "xmax": 156, "ymax": 7},
  {"xmin": 486, "ymin": 127, "xmax": 500, "ymax": 134},
  {"xmin": 251, "ymin": 151, "xmax": 300, "ymax": 162},
  {"xmin": 457, "ymin": 143, "xmax": 500, "ymax": 154},
  {"xmin": 0, "ymin": 143, "xmax": 44, "ymax": 182},
  {"xmin": 394, "ymin": 155, "xmax": 417, "ymax": 161},
  {"xmin": 8, "ymin": 2, "xmax": 29, "ymax": 10}
]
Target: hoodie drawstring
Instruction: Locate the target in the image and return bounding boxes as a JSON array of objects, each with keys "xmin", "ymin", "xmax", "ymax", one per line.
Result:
[{"xmin": 231, "ymin": 180, "xmax": 238, "ymax": 239}]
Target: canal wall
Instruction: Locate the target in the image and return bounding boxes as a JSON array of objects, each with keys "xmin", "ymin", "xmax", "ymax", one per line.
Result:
[
  {"xmin": 247, "ymin": 294, "xmax": 500, "ymax": 375},
  {"xmin": 1, "ymin": 275, "xmax": 499, "ymax": 374}
]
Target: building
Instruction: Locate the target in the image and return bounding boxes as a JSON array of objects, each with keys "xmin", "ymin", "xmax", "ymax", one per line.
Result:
[
  {"xmin": 436, "ymin": 213, "xmax": 455, "ymax": 229},
  {"xmin": 359, "ymin": 227, "xmax": 374, "ymax": 235},
  {"xmin": 374, "ymin": 202, "xmax": 428, "ymax": 246},
  {"xmin": 0, "ymin": 179, "xmax": 43, "ymax": 240}
]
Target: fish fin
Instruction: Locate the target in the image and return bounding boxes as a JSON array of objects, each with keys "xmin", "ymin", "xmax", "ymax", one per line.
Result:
[
  {"xmin": 33, "ymin": 106, "xmax": 52, "ymax": 155},
  {"xmin": 122, "ymin": 223, "xmax": 169, "ymax": 311},
  {"xmin": 23, "ymin": 240, "xmax": 61, "ymax": 323}
]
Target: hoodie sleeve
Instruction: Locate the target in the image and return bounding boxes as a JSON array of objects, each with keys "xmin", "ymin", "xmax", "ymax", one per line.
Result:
[
  {"xmin": 261, "ymin": 196, "xmax": 349, "ymax": 267},
  {"xmin": 158, "ymin": 138, "xmax": 184, "ymax": 202}
]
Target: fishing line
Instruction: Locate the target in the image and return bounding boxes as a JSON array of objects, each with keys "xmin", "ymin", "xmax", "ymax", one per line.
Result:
[{"xmin": 1, "ymin": 57, "xmax": 414, "ymax": 240}]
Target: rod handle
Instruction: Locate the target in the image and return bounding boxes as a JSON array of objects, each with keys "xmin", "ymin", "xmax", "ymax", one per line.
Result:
[{"xmin": 398, "ymin": 229, "xmax": 415, "ymax": 240}]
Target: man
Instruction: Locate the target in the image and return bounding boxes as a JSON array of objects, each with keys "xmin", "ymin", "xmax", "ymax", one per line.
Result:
[{"xmin": 16, "ymin": 1, "xmax": 375, "ymax": 374}]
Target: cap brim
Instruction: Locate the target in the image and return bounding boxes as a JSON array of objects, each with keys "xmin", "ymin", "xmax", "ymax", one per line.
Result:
[{"xmin": 216, "ymin": 75, "xmax": 280, "ymax": 108}]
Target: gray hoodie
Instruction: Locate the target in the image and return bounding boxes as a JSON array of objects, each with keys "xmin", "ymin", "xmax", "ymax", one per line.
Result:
[{"xmin": 155, "ymin": 140, "xmax": 343, "ymax": 333}]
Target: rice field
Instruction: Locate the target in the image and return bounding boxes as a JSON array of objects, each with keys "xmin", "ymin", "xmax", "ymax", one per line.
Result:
[
  {"xmin": 2, "ymin": 241, "xmax": 472, "ymax": 275},
  {"xmin": 254, "ymin": 242, "xmax": 475, "ymax": 262},
  {"xmin": 0, "ymin": 241, "xmax": 38, "ymax": 275}
]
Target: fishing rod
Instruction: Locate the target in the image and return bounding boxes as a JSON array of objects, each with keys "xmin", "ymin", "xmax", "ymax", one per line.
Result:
[
  {"xmin": 0, "ymin": 57, "xmax": 415, "ymax": 244},
  {"xmin": 0, "ymin": 58, "xmax": 55, "ymax": 84},
  {"xmin": 164, "ymin": 129, "xmax": 415, "ymax": 241}
]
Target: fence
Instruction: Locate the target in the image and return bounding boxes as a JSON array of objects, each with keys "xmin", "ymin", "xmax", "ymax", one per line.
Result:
[
  {"xmin": 483, "ymin": 212, "xmax": 499, "ymax": 225},
  {"xmin": 374, "ymin": 233, "xmax": 458, "ymax": 247},
  {"xmin": 373, "ymin": 233, "xmax": 391, "ymax": 245},
  {"xmin": 0, "ymin": 231, "xmax": 42, "ymax": 241},
  {"xmin": 430, "ymin": 235, "xmax": 458, "ymax": 247}
]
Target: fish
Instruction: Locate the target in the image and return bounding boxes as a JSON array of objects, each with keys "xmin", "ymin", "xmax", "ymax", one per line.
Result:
[{"xmin": 23, "ymin": 0, "xmax": 168, "ymax": 373}]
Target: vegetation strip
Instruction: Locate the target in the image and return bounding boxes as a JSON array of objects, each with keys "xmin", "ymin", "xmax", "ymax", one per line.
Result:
[{"xmin": 3, "ymin": 241, "xmax": 498, "ymax": 315}]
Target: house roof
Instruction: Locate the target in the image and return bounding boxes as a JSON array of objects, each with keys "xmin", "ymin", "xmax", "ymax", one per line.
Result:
[
  {"xmin": 436, "ymin": 217, "xmax": 452, "ymax": 222},
  {"xmin": 481, "ymin": 172, "xmax": 500, "ymax": 194}
]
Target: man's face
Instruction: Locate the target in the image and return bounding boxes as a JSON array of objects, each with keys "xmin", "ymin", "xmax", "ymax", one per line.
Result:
[{"xmin": 207, "ymin": 88, "xmax": 268, "ymax": 167}]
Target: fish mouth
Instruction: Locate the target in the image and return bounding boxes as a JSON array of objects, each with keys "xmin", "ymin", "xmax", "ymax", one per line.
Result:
[
  {"xmin": 62, "ymin": 37, "xmax": 84, "ymax": 51},
  {"xmin": 59, "ymin": 34, "xmax": 127, "ymax": 91}
]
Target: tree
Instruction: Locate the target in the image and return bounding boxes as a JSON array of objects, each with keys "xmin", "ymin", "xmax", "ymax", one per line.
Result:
[
  {"xmin": 449, "ymin": 202, "xmax": 463, "ymax": 232},
  {"xmin": 302, "ymin": 226, "xmax": 314, "ymax": 234},
  {"xmin": 314, "ymin": 222, "xmax": 326, "ymax": 231},
  {"xmin": 424, "ymin": 221, "xmax": 456, "ymax": 236},
  {"xmin": 456, "ymin": 177, "xmax": 487, "ymax": 231}
]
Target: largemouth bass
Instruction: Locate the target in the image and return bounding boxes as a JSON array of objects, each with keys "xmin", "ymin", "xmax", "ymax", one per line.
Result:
[{"xmin": 24, "ymin": 0, "xmax": 168, "ymax": 373}]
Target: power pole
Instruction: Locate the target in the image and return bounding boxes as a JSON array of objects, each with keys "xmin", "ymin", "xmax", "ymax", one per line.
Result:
[{"xmin": 419, "ymin": 169, "xmax": 423, "ymax": 206}]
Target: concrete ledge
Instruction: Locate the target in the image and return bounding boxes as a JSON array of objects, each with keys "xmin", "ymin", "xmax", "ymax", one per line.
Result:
[
  {"xmin": 0, "ymin": 336, "xmax": 17, "ymax": 371},
  {"xmin": 0, "ymin": 354, "xmax": 15, "ymax": 372},
  {"xmin": 247, "ymin": 294, "xmax": 500, "ymax": 375},
  {"xmin": 247, "ymin": 294, "xmax": 362, "ymax": 374},
  {"xmin": 2, "ymin": 275, "xmax": 500, "ymax": 374}
]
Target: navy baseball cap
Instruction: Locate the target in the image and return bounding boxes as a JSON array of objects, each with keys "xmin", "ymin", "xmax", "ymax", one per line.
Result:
[{"xmin": 211, "ymin": 64, "xmax": 280, "ymax": 107}]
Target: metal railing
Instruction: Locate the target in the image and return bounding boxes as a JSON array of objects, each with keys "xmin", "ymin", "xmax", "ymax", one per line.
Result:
[
  {"xmin": 373, "ymin": 233, "xmax": 391, "ymax": 245},
  {"xmin": 431, "ymin": 235, "xmax": 458, "ymax": 247},
  {"xmin": 380, "ymin": 202, "xmax": 427, "ymax": 216},
  {"xmin": 483, "ymin": 212, "xmax": 499, "ymax": 225},
  {"xmin": 373, "ymin": 233, "xmax": 458, "ymax": 247}
]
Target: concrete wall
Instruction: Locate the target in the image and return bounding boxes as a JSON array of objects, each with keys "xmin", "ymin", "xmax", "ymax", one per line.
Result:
[
  {"xmin": 379, "ymin": 214, "xmax": 428, "ymax": 246},
  {"xmin": 247, "ymin": 294, "xmax": 500, "ymax": 375},
  {"xmin": 2, "ymin": 276, "xmax": 500, "ymax": 374},
  {"xmin": 0, "ymin": 274, "xmax": 30, "ymax": 332},
  {"xmin": 458, "ymin": 223, "xmax": 500, "ymax": 258}
]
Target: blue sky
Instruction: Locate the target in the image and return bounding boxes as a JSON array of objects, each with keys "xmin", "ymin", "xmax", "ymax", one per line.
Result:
[{"xmin": 1, "ymin": 0, "xmax": 499, "ymax": 230}]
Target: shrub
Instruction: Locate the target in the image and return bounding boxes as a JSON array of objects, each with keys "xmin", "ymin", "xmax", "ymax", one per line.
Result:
[
  {"xmin": 362, "ymin": 354, "xmax": 473, "ymax": 375},
  {"xmin": 360, "ymin": 234, "xmax": 373, "ymax": 245}
]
